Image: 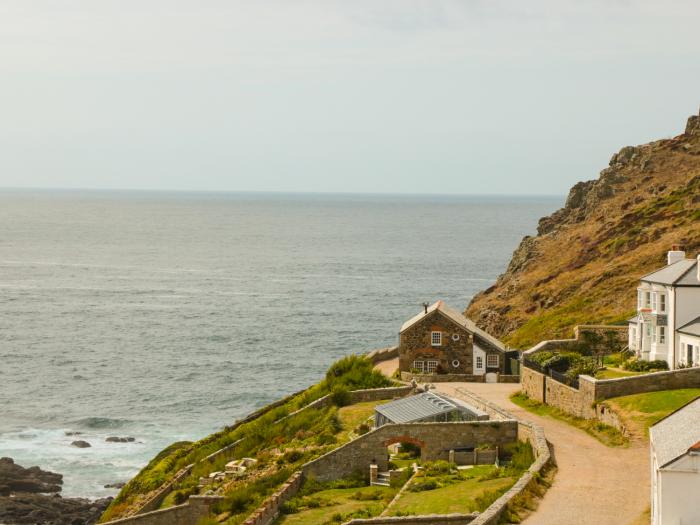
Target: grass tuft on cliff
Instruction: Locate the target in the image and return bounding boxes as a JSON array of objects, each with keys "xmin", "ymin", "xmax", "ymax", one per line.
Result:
[{"xmin": 466, "ymin": 108, "xmax": 700, "ymax": 348}]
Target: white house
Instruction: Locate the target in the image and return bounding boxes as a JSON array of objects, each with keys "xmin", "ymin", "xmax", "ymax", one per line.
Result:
[
  {"xmin": 650, "ymin": 396, "xmax": 700, "ymax": 525},
  {"xmin": 628, "ymin": 247, "xmax": 700, "ymax": 369}
]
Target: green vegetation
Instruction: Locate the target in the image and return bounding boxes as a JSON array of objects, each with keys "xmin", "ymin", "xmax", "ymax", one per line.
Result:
[
  {"xmin": 528, "ymin": 350, "xmax": 599, "ymax": 380},
  {"xmin": 510, "ymin": 392, "xmax": 627, "ymax": 447},
  {"xmin": 274, "ymin": 476, "xmax": 396, "ymax": 525},
  {"xmin": 606, "ymin": 388, "xmax": 700, "ymax": 436},
  {"xmin": 101, "ymin": 355, "xmax": 394, "ymax": 522}
]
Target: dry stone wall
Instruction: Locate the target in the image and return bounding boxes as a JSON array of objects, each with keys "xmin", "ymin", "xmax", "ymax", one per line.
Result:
[
  {"xmin": 345, "ymin": 514, "xmax": 477, "ymax": 525},
  {"xmin": 241, "ymin": 472, "xmax": 303, "ymax": 525},
  {"xmin": 102, "ymin": 496, "xmax": 223, "ymax": 525}
]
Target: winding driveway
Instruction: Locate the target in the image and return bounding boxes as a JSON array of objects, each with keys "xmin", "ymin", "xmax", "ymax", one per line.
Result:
[{"xmin": 376, "ymin": 359, "xmax": 649, "ymax": 525}]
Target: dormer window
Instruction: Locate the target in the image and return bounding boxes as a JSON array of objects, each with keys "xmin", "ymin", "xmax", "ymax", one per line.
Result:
[{"xmin": 431, "ymin": 331, "xmax": 442, "ymax": 346}]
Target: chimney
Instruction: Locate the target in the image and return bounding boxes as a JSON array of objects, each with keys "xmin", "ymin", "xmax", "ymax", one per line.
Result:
[
  {"xmin": 422, "ymin": 302, "xmax": 430, "ymax": 314},
  {"xmin": 667, "ymin": 244, "xmax": 686, "ymax": 265}
]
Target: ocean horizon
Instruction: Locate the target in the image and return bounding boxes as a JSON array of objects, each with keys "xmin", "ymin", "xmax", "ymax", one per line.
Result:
[{"xmin": 0, "ymin": 189, "xmax": 562, "ymax": 498}]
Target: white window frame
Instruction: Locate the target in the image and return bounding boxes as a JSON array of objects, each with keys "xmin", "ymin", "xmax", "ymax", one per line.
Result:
[
  {"xmin": 637, "ymin": 290, "xmax": 642, "ymax": 309},
  {"xmin": 651, "ymin": 292, "xmax": 657, "ymax": 311},
  {"xmin": 475, "ymin": 356, "xmax": 484, "ymax": 370},
  {"xmin": 658, "ymin": 326, "xmax": 665, "ymax": 344},
  {"xmin": 431, "ymin": 331, "xmax": 442, "ymax": 346},
  {"xmin": 412, "ymin": 360, "xmax": 425, "ymax": 373},
  {"xmin": 486, "ymin": 354, "xmax": 499, "ymax": 368},
  {"xmin": 645, "ymin": 291, "xmax": 651, "ymax": 308},
  {"xmin": 426, "ymin": 360, "xmax": 439, "ymax": 373},
  {"xmin": 659, "ymin": 294, "xmax": 666, "ymax": 313}
]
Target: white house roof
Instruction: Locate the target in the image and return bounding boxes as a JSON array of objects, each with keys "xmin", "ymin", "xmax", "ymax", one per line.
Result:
[
  {"xmin": 399, "ymin": 300, "xmax": 507, "ymax": 352},
  {"xmin": 650, "ymin": 397, "xmax": 700, "ymax": 468},
  {"xmin": 678, "ymin": 316, "xmax": 700, "ymax": 338},
  {"xmin": 641, "ymin": 259, "xmax": 700, "ymax": 287}
]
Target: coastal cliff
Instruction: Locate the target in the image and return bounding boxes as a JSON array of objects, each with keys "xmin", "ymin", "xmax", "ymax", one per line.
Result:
[{"xmin": 466, "ymin": 108, "xmax": 700, "ymax": 348}]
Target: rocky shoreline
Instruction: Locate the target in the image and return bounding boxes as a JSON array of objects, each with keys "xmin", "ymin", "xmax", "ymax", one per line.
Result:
[{"xmin": 0, "ymin": 457, "xmax": 112, "ymax": 525}]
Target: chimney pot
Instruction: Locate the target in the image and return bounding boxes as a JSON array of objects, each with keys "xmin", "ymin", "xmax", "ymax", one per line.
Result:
[
  {"xmin": 667, "ymin": 246, "xmax": 686, "ymax": 265},
  {"xmin": 422, "ymin": 302, "xmax": 429, "ymax": 314}
]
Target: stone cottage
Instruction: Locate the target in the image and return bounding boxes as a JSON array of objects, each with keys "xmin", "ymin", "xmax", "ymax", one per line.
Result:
[{"xmin": 398, "ymin": 300, "xmax": 509, "ymax": 380}]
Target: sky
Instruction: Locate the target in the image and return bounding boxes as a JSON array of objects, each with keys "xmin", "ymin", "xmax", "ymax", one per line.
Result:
[{"xmin": 1, "ymin": 1, "xmax": 699, "ymax": 195}]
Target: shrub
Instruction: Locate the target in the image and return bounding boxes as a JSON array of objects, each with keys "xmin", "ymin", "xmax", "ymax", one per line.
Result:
[
  {"xmin": 331, "ymin": 386, "xmax": 351, "ymax": 407},
  {"xmin": 408, "ymin": 478, "xmax": 438, "ymax": 492},
  {"xmin": 623, "ymin": 359, "xmax": 668, "ymax": 372},
  {"xmin": 351, "ymin": 489, "xmax": 384, "ymax": 501},
  {"xmin": 398, "ymin": 442, "xmax": 421, "ymax": 457},
  {"xmin": 356, "ymin": 423, "xmax": 370, "ymax": 435},
  {"xmin": 389, "ymin": 468, "xmax": 412, "ymax": 489},
  {"xmin": 423, "ymin": 460, "xmax": 454, "ymax": 476}
]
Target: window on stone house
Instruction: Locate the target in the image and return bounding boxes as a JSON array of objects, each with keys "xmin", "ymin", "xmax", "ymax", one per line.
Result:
[
  {"xmin": 412, "ymin": 360, "xmax": 424, "ymax": 373},
  {"xmin": 431, "ymin": 331, "xmax": 442, "ymax": 346},
  {"xmin": 475, "ymin": 356, "xmax": 484, "ymax": 370},
  {"xmin": 487, "ymin": 354, "xmax": 499, "ymax": 368},
  {"xmin": 426, "ymin": 360, "xmax": 438, "ymax": 373}
]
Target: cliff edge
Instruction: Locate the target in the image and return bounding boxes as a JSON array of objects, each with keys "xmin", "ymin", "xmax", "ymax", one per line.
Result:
[{"xmin": 466, "ymin": 107, "xmax": 700, "ymax": 348}]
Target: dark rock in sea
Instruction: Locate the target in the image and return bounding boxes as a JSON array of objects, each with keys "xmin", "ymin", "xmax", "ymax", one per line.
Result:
[
  {"xmin": 0, "ymin": 458, "xmax": 62, "ymax": 495},
  {"xmin": 71, "ymin": 441, "xmax": 91, "ymax": 448},
  {"xmin": 0, "ymin": 492, "xmax": 112, "ymax": 525},
  {"xmin": 64, "ymin": 431, "xmax": 82, "ymax": 436},
  {"xmin": 105, "ymin": 437, "xmax": 135, "ymax": 443},
  {"xmin": 0, "ymin": 458, "xmax": 111, "ymax": 524},
  {"xmin": 103, "ymin": 482, "xmax": 125, "ymax": 489}
]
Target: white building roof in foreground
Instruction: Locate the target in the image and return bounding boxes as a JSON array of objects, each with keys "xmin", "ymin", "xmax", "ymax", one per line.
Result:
[
  {"xmin": 650, "ymin": 397, "xmax": 700, "ymax": 468},
  {"xmin": 641, "ymin": 259, "xmax": 699, "ymax": 286}
]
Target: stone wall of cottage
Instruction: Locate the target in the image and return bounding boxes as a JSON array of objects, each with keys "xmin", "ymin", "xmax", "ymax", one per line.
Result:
[
  {"xmin": 302, "ymin": 421, "xmax": 518, "ymax": 481},
  {"xmin": 399, "ymin": 312, "xmax": 475, "ymax": 375}
]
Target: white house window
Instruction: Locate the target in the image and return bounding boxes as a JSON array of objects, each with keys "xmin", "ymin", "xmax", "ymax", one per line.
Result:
[
  {"xmin": 486, "ymin": 354, "xmax": 499, "ymax": 368},
  {"xmin": 659, "ymin": 294, "xmax": 666, "ymax": 313},
  {"xmin": 658, "ymin": 327, "xmax": 665, "ymax": 344},
  {"xmin": 646, "ymin": 324, "xmax": 652, "ymax": 338},
  {"xmin": 412, "ymin": 360, "xmax": 424, "ymax": 373},
  {"xmin": 645, "ymin": 291, "xmax": 651, "ymax": 308},
  {"xmin": 651, "ymin": 292, "xmax": 657, "ymax": 311},
  {"xmin": 475, "ymin": 356, "xmax": 483, "ymax": 370},
  {"xmin": 431, "ymin": 331, "xmax": 442, "ymax": 346},
  {"xmin": 637, "ymin": 290, "xmax": 642, "ymax": 309},
  {"xmin": 426, "ymin": 360, "xmax": 439, "ymax": 373}
]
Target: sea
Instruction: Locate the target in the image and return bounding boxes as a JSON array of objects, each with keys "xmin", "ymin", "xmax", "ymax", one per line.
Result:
[{"xmin": 0, "ymin": 190, "xmax": 561, "ymax": 499}]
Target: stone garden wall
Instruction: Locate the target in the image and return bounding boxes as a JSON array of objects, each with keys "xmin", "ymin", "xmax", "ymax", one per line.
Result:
[
  {"xmin": 241, "ymin": 471, "xmax": 304, "ymax": 525},
  {"xmin": 366, "ymin": 346, "xmax": 399, "ymax": 364},
  {"xmin": 400, "ymin": 372, "xmax": 519, "ymax": 384},
  {"xmin": 589, "ymin": 367, "xmax": 700, "ymax": 400},
  {"xmin": 102, "ymin": 496, "xmax": 223, "ymax": 525},
  {"xmin": 345, "ymin": 514, "xmax": 477, "ymax": 525},
  {"xmin": 302, "ymin": 421, "xmax": 518, "ymax": 481}
]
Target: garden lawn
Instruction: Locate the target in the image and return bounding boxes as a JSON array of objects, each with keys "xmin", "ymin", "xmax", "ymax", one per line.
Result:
[
  {"xmin": 275, "ymin": 486, "xmax": 395, "ymax": 525},
  {"xmin": 606, "ymin": 388, "xmax": 700, "ymax": 436},
  {"xmin": 510, "ymin": 392, "xmax": 627, "ymax": 447},
  {"xmin": 336, "ymin": 400, "xmax": 386, "ymax": 442},
  {"xmin": 389, "ymin": 475, "xmax": 514, "ymax": 515},
  {"xmin": 596, "ymin": 367, "xmax": 645, "ymax": 379}
]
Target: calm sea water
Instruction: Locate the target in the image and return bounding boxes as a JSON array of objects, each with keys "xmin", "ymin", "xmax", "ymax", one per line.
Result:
[{"xmin": 0, "ymin": 190, "xmax": 560, "ymax": 498}]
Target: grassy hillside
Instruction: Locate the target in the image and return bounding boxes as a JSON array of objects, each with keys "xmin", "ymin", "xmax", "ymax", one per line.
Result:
[
  {"xmin": 466, "ymin": 108, "xmax": 700, "ymax": 348},
  {"xmin": 100, "ymin": 355, "xmax": 394, "ymax": 522}
]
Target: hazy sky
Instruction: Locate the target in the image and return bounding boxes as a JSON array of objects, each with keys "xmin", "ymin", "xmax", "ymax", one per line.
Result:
[{"xmin": 1, "ymin": 1, "xmax": 699, "ymax": 195}]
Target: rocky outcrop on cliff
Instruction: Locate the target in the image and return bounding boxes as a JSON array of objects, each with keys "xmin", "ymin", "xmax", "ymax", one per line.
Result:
[
  {"xmin": 0, "ymin": 458, "xmax": 111, "ymax": 524},
  {"xmin": 466, "ymin": 107, "xmax": 700, "ymax": 348}
]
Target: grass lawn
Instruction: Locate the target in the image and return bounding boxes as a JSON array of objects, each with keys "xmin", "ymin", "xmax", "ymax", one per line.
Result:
[
  {"xmin": 606, "ymin": 388, "xmax": 700, "ymax": 437},
  {"xmin": 274, "ymin": 486, "xmax": 395, "ymax": 525},
  {"xmin": 336, "ymin": 400, "xmax": 386, "ymax": 442},
  {"xmin": 595, "ymin": 367, "xmax": 645, "ymax": 379},
  {"xmin": 510, "ymin": 392, "xmax": 628, "ymax": 447},
  {"xmin": 389, "ymin": 466, "xmax": 514, "ymax": 515}
]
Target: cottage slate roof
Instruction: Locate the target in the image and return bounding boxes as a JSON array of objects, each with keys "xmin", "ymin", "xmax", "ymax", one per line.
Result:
[
  {"xmin": 375, "ymin": 392, "xmax": 462, "ymax": 424},
  {"xmin": 678, "ymin": 316, "xmax": 700, "ymax": 337},
  {"xmin": 641, "ymin": 259, "xmax": 699, "ymax": 286},
  {"xmin": 400, "ymin": 300, "xmax": 507, "ymax": 352},
  {"xmin": 650, "ymin": 397, "xmax": 700, "ymax": 468}
]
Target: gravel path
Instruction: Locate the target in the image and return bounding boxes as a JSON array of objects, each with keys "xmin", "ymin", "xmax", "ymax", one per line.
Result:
[{"xmin": 376, "ymin": 359, "xmax": 650, "ymax": 525}]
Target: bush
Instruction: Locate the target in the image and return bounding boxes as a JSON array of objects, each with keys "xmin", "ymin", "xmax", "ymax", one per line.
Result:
[
  {"xmin": 408, "ymin": 478, "xmax": 438, "ymax": 492},
  {"xmin": 356, "ymin": 423, "xmax": 370, "ymax": 435},
  {"xmin": 423, "ymin": 460, "xmax": 454, "ymax": 476},
  {"xmin": 352, "ymin": 489, "xmax": 384, "ymax": 501},
  {"xmin": 623, "ymin": 359, "xmax": 668, "ymax": 372},
  {"xmin": 389, "ymin": 468, "xmax": 412, "ymax": 489},
  {"xmin": 398, "ymin": 442, "xmax": 421, "ymax": 457},
  {"xmin": 331, "ymin": 386, "xmax": 351, "ymax": 407}
]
